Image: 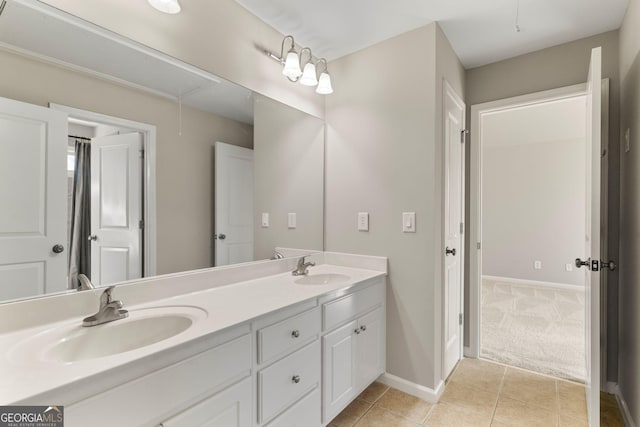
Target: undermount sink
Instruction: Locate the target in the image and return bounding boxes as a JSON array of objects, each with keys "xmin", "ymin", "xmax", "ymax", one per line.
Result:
[
  {"xmin": 294, "ymin": 273, "xmax": 351, "ymax": 285},
  {"xmin": 10, "ymin": 306, "xmax": 207, "ymax": 364}
]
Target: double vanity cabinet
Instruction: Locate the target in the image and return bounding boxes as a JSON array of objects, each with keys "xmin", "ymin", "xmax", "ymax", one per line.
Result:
[{"xmin": 0, "ymin": 257, "xmax": 387, "ymax": 427}]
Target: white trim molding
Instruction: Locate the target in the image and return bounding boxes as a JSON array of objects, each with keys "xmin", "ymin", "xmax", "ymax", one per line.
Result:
[
  {"xmin": 377, "ymin": 373, "xmax": 444, "ymax": 404},
  {"xmin": 612, "ymin": 384, "xmax": 636, "ymax": 427},
  {"xmin": 482, "ymin": 275, "xmax": 585, "ymax": 292}
]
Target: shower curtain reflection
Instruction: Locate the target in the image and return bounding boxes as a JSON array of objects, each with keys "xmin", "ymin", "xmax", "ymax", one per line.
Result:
[{"xmin": 68, "ymin": 136, "xmax": 91, "ymax": 289}]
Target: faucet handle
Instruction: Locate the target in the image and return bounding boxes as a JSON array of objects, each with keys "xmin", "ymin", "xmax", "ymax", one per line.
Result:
[{"xmin": 100, "ymin": 286, "xmax": 116, "ymax": 306}]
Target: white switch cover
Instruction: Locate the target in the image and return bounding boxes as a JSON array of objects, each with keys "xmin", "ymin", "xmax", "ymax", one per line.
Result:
[
  {"xmin": 358, "ymin": 212, "xmax": 369, "ymax": 231},
  {"xmin": 565, "ymin": 263, "xmax": 573, "ymax": 272},
  {"xmin": 261, "ymin": 213, "xmax": 269, "ymax": 227},
  {"xmin": 534, "ymin": 260, "xmax": 542, "ymax": 270},
  {"xmin": 287, "ymin": 213, "xmax": 296, "ymax": 229},
  {"xmin": 402, "ymin": 212, "xmax": 416, "ymax": 233}
]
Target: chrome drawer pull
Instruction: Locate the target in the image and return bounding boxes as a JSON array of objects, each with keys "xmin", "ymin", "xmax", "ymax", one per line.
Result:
[
  {"xmin": 292, "ymin": 375, "xmax": 301, "ymax": 384},
  {"xmin": 291, "ymin": 330, "xmax": 300, "ymax": 338}
]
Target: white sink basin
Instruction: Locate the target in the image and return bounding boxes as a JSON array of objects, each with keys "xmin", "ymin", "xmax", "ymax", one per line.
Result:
[
  {"xmin": 10, "ymin": 306, "xmax": 207, "ymax": 364},
  {"xmin": 294, "ymin": 273, "xmax": 350, "ymax": 285}
]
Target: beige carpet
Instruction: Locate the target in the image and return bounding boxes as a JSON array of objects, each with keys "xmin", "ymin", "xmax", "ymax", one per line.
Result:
[{"xmin": 481, "ymin": 277, "xmax": 585, "ymax": 382}]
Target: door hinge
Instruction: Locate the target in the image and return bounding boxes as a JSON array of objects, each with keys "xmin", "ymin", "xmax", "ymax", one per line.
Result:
[
  {"xmin": 460, "ymin": 222, "xmax": 464, "ymax": 234},
  {"xmin": 477, "ymin": 242, "xmax": 481, "ymax": 250},
  {"xmin": 139, "ymin": 149, "xmax": 145, "ymax": 159},
  {"xmin": 461, "ymin": 129, "xmax": 469, "ymax": 144},
  {"xmin": 139, "ymin": 220, "xmax": 145, "ymax": 230},
  {"xmin": 459, "ymin": 313, "xmax": 463, "ymax": 325}
]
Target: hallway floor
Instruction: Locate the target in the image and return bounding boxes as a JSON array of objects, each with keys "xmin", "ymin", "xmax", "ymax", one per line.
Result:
[{"xmin": 328, "ymin": 358, "xmax": 624, "ymax": 426}]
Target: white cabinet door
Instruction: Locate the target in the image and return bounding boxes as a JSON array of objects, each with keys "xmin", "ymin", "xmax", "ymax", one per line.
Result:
[
  {"xmin": 356, "ymin": 307, "xmax": 384, "ymax": 388},
  {"xmin": 160, "ymin": 377, "xmax": 251, "ymax": 427},
  {"xmin": 322, "ymin": 320, "xmax": 357, "ymax": 423}
]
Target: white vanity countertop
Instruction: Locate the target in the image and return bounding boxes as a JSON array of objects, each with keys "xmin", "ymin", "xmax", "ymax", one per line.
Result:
[{"xmin": 0, "ymin": 261, "xmax": 386, "ymax": 404}]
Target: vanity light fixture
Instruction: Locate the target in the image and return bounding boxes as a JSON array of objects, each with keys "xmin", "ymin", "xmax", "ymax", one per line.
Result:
[
  {"xmin": 148, "ymin": 0, "xmax": 181, "ymax": 14},
  {"xmin": 266, "ymin": 35, "xmax": 334, "ymax": 94}
]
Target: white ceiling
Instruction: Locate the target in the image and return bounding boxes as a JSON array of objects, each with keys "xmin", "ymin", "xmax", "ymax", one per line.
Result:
[{"xmin": 233, "ymin": 0, "xmax": 628, "ymax": 68}]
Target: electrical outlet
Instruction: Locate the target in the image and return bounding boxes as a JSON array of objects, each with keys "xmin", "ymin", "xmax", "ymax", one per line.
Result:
[
  {"xmin": 534, "ymin": 260, "xmax": 542, "ymax": 270},
  {"xmin": 358, "ymin": 212, "xmax": 369, "ymax": 231}
]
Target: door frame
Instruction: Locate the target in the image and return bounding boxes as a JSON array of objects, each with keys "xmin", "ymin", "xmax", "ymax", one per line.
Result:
[
  {"xmin": 441, "ymin": 80, "xmax": 466, "ymax": 379},
  {"xmin": 467, "ymin": 82, "xmax": 589, "ymax": 358},
  {"xmin": 49, "ymin": 103, "xmax": 157, "ymax": 277}
]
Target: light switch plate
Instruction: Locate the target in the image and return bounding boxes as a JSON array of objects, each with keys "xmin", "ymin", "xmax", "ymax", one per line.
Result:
[
  {"xmin": 358, "ymin": 212, "xmax": 369, "ymax": 231},
  {"xmin": 261, "ymin": 212, "xmax": 269, "ymax": 228},
  {"xmin": 402, "ymin": 212, "xmax": 416, "ymax": 233},
  {"xmin": 287, "ymin": 213, "xmax": 296, "ymax": 229},
  {"xmin": 534, "ymin": 260, "xmax": 542, "ymax": 270}
]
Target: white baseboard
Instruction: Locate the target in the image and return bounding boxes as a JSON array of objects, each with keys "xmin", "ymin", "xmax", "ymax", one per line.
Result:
[
  {"xmin": 613, "ymin": 384, "xmax": 636, "ymax": 427},
  {"xmin": 378, "ymin": 373, "xmax": 443, "ymax": 404},
  {"xmin": 482, "ymin": 275, "xmax": 584, "ymax": 291}
]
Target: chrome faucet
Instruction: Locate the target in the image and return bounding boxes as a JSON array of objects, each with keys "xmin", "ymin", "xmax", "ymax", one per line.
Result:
[
  {"xmin": 77, "ymin": 274, "xmax": 95, "ymax": 291},
  {"xmin": 292, "ymin": 255, "xmax": 315, "ymax": 276},
  {"xmin": 271, "ymin": 250, "xmax": 285, "ymax": 260},
  {"xmin": 82, "ymin": 286, "xmax": 129, "ymax": 327}
]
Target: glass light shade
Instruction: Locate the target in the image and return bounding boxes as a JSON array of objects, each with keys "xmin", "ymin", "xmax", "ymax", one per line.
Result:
[
  {"xmin": 300, "ymin": 62, "xmax": 318, "ymax": 86},
  {"xmin": 282, "ymin": 51, "xmax": 302, "ymax": 79},
  {"xmin": 316, "ymin": 72, "xmax": 333, "ymax": 94},
  {"xmin": 148, "ymin": 0, "xmax": 181, "ymax": 14}
]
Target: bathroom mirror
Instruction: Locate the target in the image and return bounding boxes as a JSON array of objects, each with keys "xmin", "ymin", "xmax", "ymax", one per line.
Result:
[{"xmin": 0, "ymin": 0, "xmax": 324, "ymax": 303}]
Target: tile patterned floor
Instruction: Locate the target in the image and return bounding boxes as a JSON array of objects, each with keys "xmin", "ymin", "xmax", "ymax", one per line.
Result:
[{"xmin": 328, "ymin": 358, "xmax": 625, "ymax": 427}]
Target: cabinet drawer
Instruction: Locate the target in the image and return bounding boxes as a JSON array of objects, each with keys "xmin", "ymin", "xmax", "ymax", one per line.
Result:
[
  {"xmin": 160, "ymin": 377, "xmax": 251, "ymax": 427},
  {"xmin": 258, "ymin": 307, "xmax": 320, "ymax": 364},
  {"xmin": 66, "ymin": 334, "xmax": 251, "ymax": 427},
  {"xmin": 264, "ymin": 388, "xmax": 321, "ymax": 427},
  {"xmin": 323, "ymin": 282, "xmax": 384, "ymax": 332},
  {"xmin": 257, "ymin": 340, "xmax": 320, "ymax": 424}
]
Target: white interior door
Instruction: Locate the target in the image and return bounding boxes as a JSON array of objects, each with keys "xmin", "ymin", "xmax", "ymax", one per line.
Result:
[
  {"xmin": 0, "ymin": 96, "xmax": 68, "ymax": 300},
  {"xmin": 581, "ymin": 47, "xmax": 602, "ymax": 426},
  {"xmin": 90, "ymin": 132, "xmax": 142, "ymax": 286},
  {"xmin": 443, "ymin": 82, "xmax": 466, "ymax": 378},
  {"xmin": 214, "ymin": 142, "xmax": 254, "ymax": 266}
]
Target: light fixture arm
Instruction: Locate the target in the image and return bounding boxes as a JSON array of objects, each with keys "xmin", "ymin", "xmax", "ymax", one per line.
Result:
[
  {"xmin": 315, "ymin": 58, "xmax": 329, "ymax": 78},
  {"xmin": 299, "ymin": 47, "xmax": 313, "ymax": 69},
  {"xmin": 280, "ymin": 35, "xmax": 296, "ymax": 61}
]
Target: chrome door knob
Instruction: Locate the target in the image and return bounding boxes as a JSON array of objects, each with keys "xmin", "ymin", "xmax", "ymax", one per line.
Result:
[
  {"xmin": 214, "ymin": 234, "xmax": 226, "ymax": 240},
  {"xmin": 445, "ymin": 247, "xmax": 456, "ymax": 256},
  {"xmin": 575, "ymin": 258, "xmax": 590, "ymax": 268},
  {"xmin": 601, "ymin": 260, "xmax": 617, "ymax": 271},
  {"xmin": 88, "ymin": 235, "xmax": 97, "ymax": 241},
  {"xmin": 52, "ymin": 244, "xmax": 64, "ymax": 254}
]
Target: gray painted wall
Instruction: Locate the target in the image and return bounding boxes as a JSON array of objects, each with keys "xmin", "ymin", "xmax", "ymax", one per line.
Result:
[
  {"xmin": 253, "ymin": 94, "xmax": 324, "ymax": 260},
  {"xmin": 465, "ymin": 31, "xmax": 621, "ymax": 382},
  {"xmin": 618, "ymin": 0, "xmax": 640, "ymax": 422},
  {"xmin": 481, "ymin": 100, "xmax": 586, "ymax": 286},
  {"xmin": 0, "ymin": 48, "xmax": 254, "ymax": 276},
  {"xmin": 325, "ymin": 23, "xmax": 465, "ymax": 390}
]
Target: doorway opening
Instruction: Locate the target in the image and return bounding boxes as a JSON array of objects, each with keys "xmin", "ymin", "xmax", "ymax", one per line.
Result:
[
  {"xmin": 52, "ymin": 104, "xmax": 157, "ymax": 288},
  {"xmin": 468, "ymin": 80, "xmax": 609, "ymax": 383}
]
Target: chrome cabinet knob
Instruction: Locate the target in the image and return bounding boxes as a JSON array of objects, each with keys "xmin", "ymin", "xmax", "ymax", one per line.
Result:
[
  {"xmin": 52, "ymin": 244, "xmax": 64, "ymax": 254},
  {"xmin": 291, "ymin": 330, "xmax": 300, "ymax": 338},
  {"xmin": 292, "ymin": 375, "xmax": 301, "ymax": 384},
  {"xmin": 88, "ymin": 235, "xmax": 97, "ymax": 241},
  {"xmin": 354, "ymin": 328, "xmax": 361, "ymax": 334},
  {"xmin": 360, "ymin": 325, "xmax": 367, "ymax": 332}
]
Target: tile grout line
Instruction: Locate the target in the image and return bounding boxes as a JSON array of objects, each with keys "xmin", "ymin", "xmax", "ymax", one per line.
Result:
[
  {"xmin": 352, "ymin": 385, "xmax": 390, "ymax": 427},
  {"xmin": 488, "ymin": 365, "xmax": 507, "ymax": 426},
  {"xmin": 555, "ymin": 379, "xmax": 560, "ymax": 427}
]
